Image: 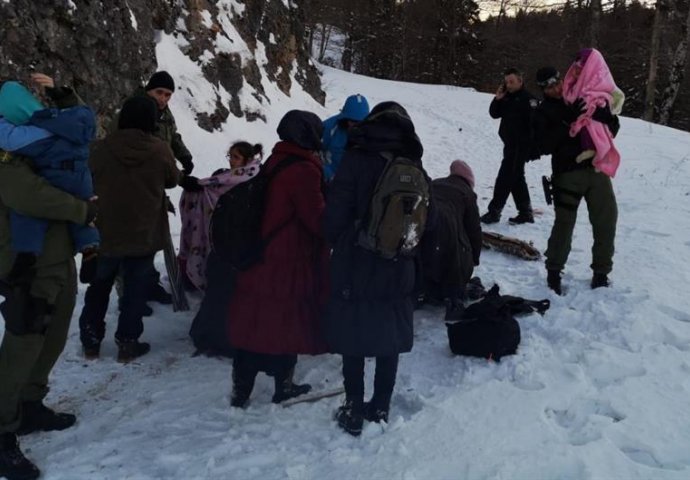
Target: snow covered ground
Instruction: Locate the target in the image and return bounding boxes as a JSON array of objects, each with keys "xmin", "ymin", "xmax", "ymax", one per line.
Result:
[{"xmin": 5, "ymin": 58, "xmax": 690, "ymax": 479}]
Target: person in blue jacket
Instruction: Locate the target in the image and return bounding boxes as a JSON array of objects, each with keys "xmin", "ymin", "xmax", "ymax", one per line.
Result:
[
  {"xmin": 321, "ymin": 94, "xmax": 370, "ymax": 181},
  {"xmin": 0, "ymin": 81, "xmax": 98, "ymax": 284}
]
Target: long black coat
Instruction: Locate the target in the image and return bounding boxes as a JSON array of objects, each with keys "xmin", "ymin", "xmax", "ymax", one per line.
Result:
[
  {"xmin": 421, "ymin": 175, "xmax": 482, "ymax": 300},
  {"xmin": 323, "ymin": 104, "xmax": 427, "ymax": 357},
  {"xmin": 489, "ymin": 88, "xmax": 539, "ymax": 162}
]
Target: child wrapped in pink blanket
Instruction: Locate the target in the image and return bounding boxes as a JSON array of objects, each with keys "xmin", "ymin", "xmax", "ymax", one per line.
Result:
[
  {"xmin": 562, "ymin": 48, "xmax": 625, "ymax": 177},
  {"xmin": 178, "ymin": 142, "xmax": 262, "ymax": 291}
]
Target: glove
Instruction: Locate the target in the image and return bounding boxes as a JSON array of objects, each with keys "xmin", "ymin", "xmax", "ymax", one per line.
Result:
[
  {"xmin": 85, "ymin": 199, "xmax": 98, "ymax": 226},
  {"xmin": 180, "ymin": 175, "xmax": 203, "ymax": 192},
  {"xmin": 592, "ymin": 104, "xmax": 614, "ymax": 124},
  {"xmin": 565, "ymin": 98, "xmax": 586, "ymax": 123},
  {"xmin": 179, "ymin": 155, "xmax": 194, "ymax": 175}
]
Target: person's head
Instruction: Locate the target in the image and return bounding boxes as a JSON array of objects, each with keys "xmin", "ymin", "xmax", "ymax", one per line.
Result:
[
  {"xmin": 0, "ymin": 81, "xmax": 44, "ymax": 125},
  {"xmin": 359, "ymin": 101, "xmax": 424, "ymax": 159},
  {"xmin": 227, "ymin": 141, "xmax": 263, "ymax": 168},
  {"xmin": 145, "ymin": 71, "xmax": 175, "ymax": 111},
  {"xmin": 277, "ymin": 110, "xmax": 323, "ymax": 151},
  {"xmin": 536, "ymin": 66, "xmax": 562, "ymax": 99},
  {"xmin": 503, "ymin": 68, "xmax": 524, "ymax": 93},
  {"xmin": 569, "ymin": 48, "xmax": 593, "ymax": 81},
  {"xmin": 118, "ymin": 96, "xmax": 158, "ymax": 133},
  {"xmin": 340, "ymin": 94, "xmax": 370, "ymax": 126},
  {"xmin": 449, "ymin": 159, "xmax": 475, "ymax": 189}
]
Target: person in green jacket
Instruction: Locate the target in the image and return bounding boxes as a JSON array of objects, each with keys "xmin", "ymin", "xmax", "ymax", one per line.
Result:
[
  {"xmin": 111, "ymin": 71, "xmax": 193, "ymax": 308},
  {"xmin": 0, "ymin": 73, "xmax": 97, "ymax": 480}
]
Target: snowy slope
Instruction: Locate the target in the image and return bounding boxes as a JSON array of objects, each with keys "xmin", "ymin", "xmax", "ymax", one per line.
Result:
[{"xmin": 5, "ymin": 57, "xmax": 690, "ymax": 479}]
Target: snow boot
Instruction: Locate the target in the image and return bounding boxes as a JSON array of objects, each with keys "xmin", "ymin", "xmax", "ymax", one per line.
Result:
[
  {"xmin": 116, "ymin": 339, "xmax": 151, "ymax": 363},
  {"xmin": 591, "ymin": 273, "xmax": 610, "ymax": 289},
  {"xmin": 0, "ymin": 432, "xmax": 40, "ymax": 480},
  {"xmin": 271, "ymin": 367, "xmax": 311, "ymax": 403},
  {"xmin": 480, "ymin": 210, "xmax": 500, "ymax": 224},
  {"xmin": 148, "ymin": 284, "xmax": 173, "ymax": 305},
  {"xmin": 81, "ymin": 325, "xmax": 102, "ymax": 360},
  {"xmin": 508, "ymin": 211, "xmax": 535, "ymax": 224},
  {"xmin": 16, "ymin": 401, "xmax": 76, "ymax": 436},
  {"xmin": 363, "ymin": 400, "xmax": 389, "ymax": 424},
  {"xmin": 547, "ymin": 269, "xmax": 562, "ymax": 295},
  {"xmin": 334, "ymin": 399, "xmax": 364, "ymax": 436},
  {"xmin": 230, "ymin": 366, "xmax": 257, "ymax": 408}
]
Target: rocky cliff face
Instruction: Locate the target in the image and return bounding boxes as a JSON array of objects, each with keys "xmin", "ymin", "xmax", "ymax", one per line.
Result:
[{"xmin": 0, "ymin": 0, "xmax": 324, "ymax": 132}]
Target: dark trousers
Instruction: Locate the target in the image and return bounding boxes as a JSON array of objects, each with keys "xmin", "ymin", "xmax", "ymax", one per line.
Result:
[
  {"xmin": 342, "ymin": 355, "xmax": 399, "ymax": 410},
  {"xmin": 488, "ymin": 152, "xmax": 531, "ymax": 214},
  {"xmin": 79, "ymin": 254, "xmax": 155, "ymax": 344},
  {"xmin": 232, "ymin": 349, "xmax": 297, "ymax": 391}
]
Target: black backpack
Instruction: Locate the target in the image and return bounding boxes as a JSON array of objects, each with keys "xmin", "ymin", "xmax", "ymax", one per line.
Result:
[
  {"xmin": 210, "ymin": 155, "xmax": 304, "ymax": 271},
  {"xmin": 446, "ymin": 285, "xmax": 521, "ymax": 361}
]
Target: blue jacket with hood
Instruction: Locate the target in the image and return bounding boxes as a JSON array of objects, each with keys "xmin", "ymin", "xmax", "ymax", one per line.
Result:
[{"xmin": 321, "ymin": 94, "xmax": 369, "ymax": 181}]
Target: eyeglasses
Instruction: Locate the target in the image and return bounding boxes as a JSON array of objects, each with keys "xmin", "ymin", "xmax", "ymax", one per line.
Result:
[{"xmin": 537, "ymin": 75, "xmax": 560, "ymax": 88}]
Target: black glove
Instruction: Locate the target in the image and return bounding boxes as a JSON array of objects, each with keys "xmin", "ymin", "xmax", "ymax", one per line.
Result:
[
  {"xmin": 180, "ymin": 175, "xmax": 203, "ymax": 192},
  {"xmin": 179, "ymin": 155, "xmax": 194, "ymax": 175},
  {"xmin": 85, "ymin": 200, "xmax": 98, "ymax": 226},
  {"xmin": 565, "ymin": 98, "xmax": 586, "ymax": 123},
  {"xmin": 592, "ymin": 104, "xmax": 614, "ymax": 124}
]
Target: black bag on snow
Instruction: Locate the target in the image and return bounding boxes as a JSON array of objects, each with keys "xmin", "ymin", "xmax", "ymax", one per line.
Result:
[
  {"xmin": 446, "ymin": 285, "xmax": 521, "ymax": 360},
  {"xmin": 210, "ymin": 155, "xmax": 303, "ymax": 271}
]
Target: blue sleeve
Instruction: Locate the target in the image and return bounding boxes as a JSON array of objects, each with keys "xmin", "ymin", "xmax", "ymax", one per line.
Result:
[{"xmin": 0, "ymin": 118, "xmax": 52, "ymax": 152}]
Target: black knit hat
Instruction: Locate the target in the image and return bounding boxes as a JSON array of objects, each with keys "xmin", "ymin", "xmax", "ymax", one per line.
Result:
[
  {"xmin": 145, "ymin": 71, "xmax": 175, "ymax": 92},
  {"xmin": 536, "ymin": 67, "xmax": 560, "ymax": 88},
  {"xmin": 118, "ymin": 96, "xmax": 158, "ymax": 133}
]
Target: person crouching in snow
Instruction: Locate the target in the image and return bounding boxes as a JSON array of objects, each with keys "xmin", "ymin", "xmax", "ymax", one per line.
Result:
[
  {"xmin": 182, "ymin": 141, "xmax": 262, "ymax": 358},
  {"xmin": 78, "ymin": 96, "xmax": 180, "ymax": 362},
  {"xmin": 0, "ymin": 79, "xmax": 99, "ymax": 286},
  {"xmin": 227, "ymin": 110, "xmax": 329, "ymax": 408},
  {"xmin": 420, "ymin": 160, "xmax": 482, "ymax": 320}
]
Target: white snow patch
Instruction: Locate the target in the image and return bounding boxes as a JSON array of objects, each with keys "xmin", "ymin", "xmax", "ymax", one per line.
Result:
[
  {"xmin": 128, "ymin": 7, "xmax": 138, "ymax": 31},
  {"xmin": 199, "ymin": 9, "xmax": 214, "ymax": 29}
]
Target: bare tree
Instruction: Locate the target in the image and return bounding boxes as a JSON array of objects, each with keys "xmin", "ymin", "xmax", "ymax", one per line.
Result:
[
  {"xmin": 659, "ymin": 1, "xmax": 690, "ymax": 124},
  {"xmin": 590, "ymin": 0, "xmax": 602, "ymax": 47},
  {"xmin": 644, "ymin": 0, "xmax": 668, "ymax": 121}
]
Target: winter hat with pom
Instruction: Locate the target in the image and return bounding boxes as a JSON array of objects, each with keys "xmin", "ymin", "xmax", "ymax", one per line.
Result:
[
  {"xmin": 0, "ymin": 81, "xmax": 44, "ymax": 125},
  {"xmin": 145, "ymin": 71, "xmax": 175, "ymax": 92},
  {"xmin": 450, "ymin": 159, "xmax": 475, "ymax": 188},
  {"xmin": 118, "ymin": 96, "xmax": 158, "ymax": 133}
]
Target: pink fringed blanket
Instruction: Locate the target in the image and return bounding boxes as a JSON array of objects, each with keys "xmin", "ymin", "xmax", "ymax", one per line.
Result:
[
  {"xmin": 563, "ymin": 48, "xmax": 623, "ymax": 178},
  {"xmin": 178, "ymin": 161, "xmax": 259, "ymax": 291}
]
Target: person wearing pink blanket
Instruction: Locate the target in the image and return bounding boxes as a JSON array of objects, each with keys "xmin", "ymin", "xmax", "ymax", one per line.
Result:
[{"xmin": 562, "ymin": 48, "xmax": 625, "ymax": 177}]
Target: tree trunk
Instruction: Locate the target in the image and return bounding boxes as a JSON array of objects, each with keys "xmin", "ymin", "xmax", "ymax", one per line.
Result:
[
  {"xmin": 590, "ymin": 0, "xmax": 602, "ymax": 47},
  {"xmin": 658, "ymin": 3, "xmax": 690, "ymax": 125},
  {"xmin": 644, "ymin": 0, "xmax": 665, "ymax": 121}
]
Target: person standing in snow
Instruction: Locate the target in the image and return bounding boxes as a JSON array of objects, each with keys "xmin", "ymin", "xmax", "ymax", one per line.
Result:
[
  {"xmin": 481, "ymin": 68, "xmax": 540, "ymax": 225},
  {"xmin": 78, "ymin": 96, "xmax": 180, "ymax": 362},
  {"xmin": 420, "ymin": 160, "xmax": 482, "ymax": 319},
  {"xmin": 227, "ymin": 110, "xmax": 329, "ymax": 408},
  {"xmin": 111, "ymin": 71, "xmax": 194, "ymax": 309},
  {"xmin": 533, "ymin": 59, "xmax": 620, "ymax": 295},
  {"xmin": 323, "ymin": 101, "xmax": 430, "ymax": 436},
  {"xmin": 182, "ymin": 141, "xmax": 262, "ymax": 358},
  {"xmin": 321, "ymin": 94, "xmax": 370, "ymax": 182},
  {"xmin": 0, "ymin": 74, "xmax": 97, "ymax": 480}
]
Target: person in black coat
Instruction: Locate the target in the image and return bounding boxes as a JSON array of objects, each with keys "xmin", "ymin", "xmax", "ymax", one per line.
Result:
[
  {"xmin": 481, "ymin": 68, "xmax": 540, "ymax": 225},
  {"xmin": 421, "ymin": 159, "xmax": 482, "ymax": 318},
  {"xmin": 323, "ymin": 101, "xmax": 430, "ymax": 436}
]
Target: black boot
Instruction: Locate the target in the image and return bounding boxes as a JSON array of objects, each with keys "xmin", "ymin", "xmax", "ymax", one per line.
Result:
[
  {"xmin": 0, "ymin": 432, "xmax": 40, "ymax": 480},
  {"xmin": 148, "ymin": 284, "xmax": 173, "ymax": 305},
  {"xmin": 81, "ymin": 325, "xmax": 102, "ymax": 360},
  {"xmin": 547, "ymin": 269, "xmax": 562, "ymax": 295},
  {"xmin": 334, "ymin": 399, "xmax": 364, "ymax": 436},
  {"xmin": 591, "ymin": 273, "xmax": 610, "ymax": 289},
  {"xmin": 230, "ymin": 366, "xmax": 257, "ymax": 409},
  {"xmin": 508, "ymin": 211, "xmax": 535, "ymax": 224},
  {"xmin": 363, "ymin": 399, "xmax": 389, "ymax": 424},
  {"xmin": 480, "ymin": 210, "xmax": 501, "ymax": 224},
  {"xmin": 116, "ymin": 338, "xmax": 151, "ymax": 363},
  {"xmin": 16, "ymin": 401, "xmax": 76, "ymax": 436},
  {"xmin": 271, "ymin": 368, "xmax": 311, "ymax": 404}
]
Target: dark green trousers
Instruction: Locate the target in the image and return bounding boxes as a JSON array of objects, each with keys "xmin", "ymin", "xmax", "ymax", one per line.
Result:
[
  {"xmin": 0, "ymin": 259, "xmax": 76, "ymax": 433},
  {"xmin": 545, "ymin": 168, "xmax": 617, "ymax": 274}
]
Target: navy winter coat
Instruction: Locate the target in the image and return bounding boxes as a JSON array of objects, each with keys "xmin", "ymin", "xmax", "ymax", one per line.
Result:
[{"xmin": 323, "ymin": 102, "xmax": 427, "ymax": 357}]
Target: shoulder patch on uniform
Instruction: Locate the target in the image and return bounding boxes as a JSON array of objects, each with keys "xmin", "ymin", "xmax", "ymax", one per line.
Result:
[{"xmin": 0, "ymin": 151, "xmax": 12, "ymax": 163}]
